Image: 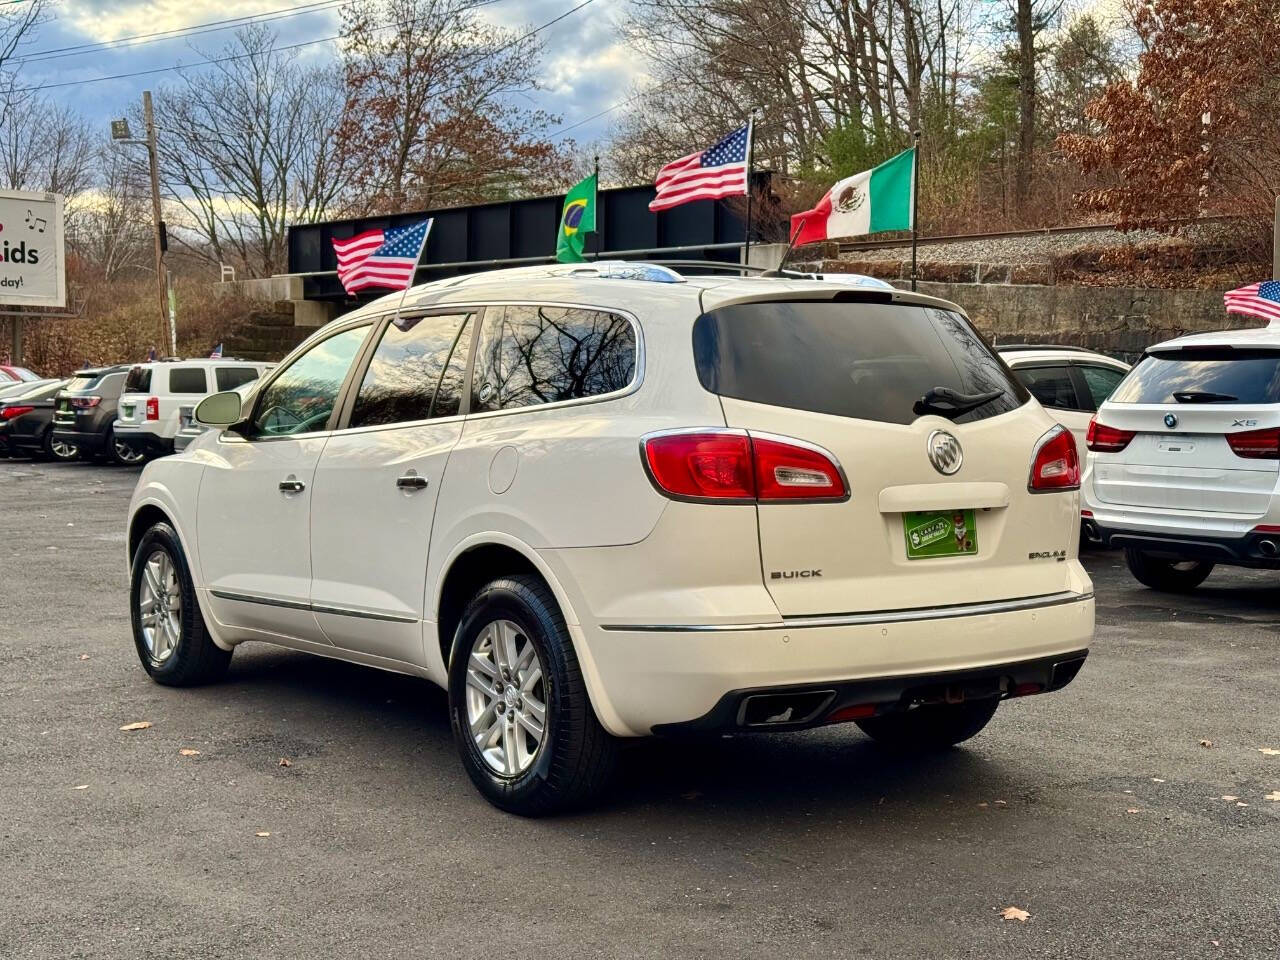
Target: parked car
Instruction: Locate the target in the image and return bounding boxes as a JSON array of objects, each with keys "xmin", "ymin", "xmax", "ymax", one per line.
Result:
[
  {"xmin": 114, "ymin": 358, "xmax": 272, "ymax": 460},
  {"xmin": 0, "ymin": 379, "xmax": 74, "ymax": 460},
  {"xmin": 0, "ymin": 364, "xmax": 41, "ymax": 382},
  {"xmin": 125, "ymin": 263, "xmax": 1094, "ymax": 815},
  {"xmin": 50, "ymin": 364, "xmax": 140, "ymax": 465},
  {"xmin": 172, "ymin": 376, "xmax": 268, "ymax": 454},
  {"xmin": 0, "ymin": 378, "xmax": 57, "ymax": 400},
  {"xmin": 998, "ymin": 345, "xmax": 1130, "ymax": 465},
  {"xmin": 1085, "ymin": 324, "xmax": 1280, "ymax": 591}
]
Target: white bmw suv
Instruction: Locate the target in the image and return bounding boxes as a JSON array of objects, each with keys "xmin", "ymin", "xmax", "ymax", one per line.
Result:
[
  {"xmin": 125, "ymin": 263, "xmax": 1094, "ymax": 814},
  {"xmin": 1084, "ymin": 323, "xmax": 1280, "ymax": 591}
]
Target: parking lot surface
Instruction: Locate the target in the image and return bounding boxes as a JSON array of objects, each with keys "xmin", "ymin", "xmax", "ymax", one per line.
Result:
[{"xmin": 2, "ymin": 457, "xmax": 1278, "ymax": 959}]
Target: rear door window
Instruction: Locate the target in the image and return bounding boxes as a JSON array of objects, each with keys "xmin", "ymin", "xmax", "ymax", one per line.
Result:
[
  {"xmin": 349, "ymin": 312, "xmax": 472, "ymax": 427},
  {"xmin": 692, "ymin": 300, "xmax": 1027, "ymax": 425},
  {"xmin": 215, "ymin": 366, "xmax": 261, "ymax": 392},
  {"xmin": 1013, "ymin": 364, "xmax": 1083, "ymax": 411},
  {"xmin": 1110, "ymin": 349, "xmax": 1280, "ymax": 404},
  {"xmin": 168, "ymin": 368, "xmax": 208, "ymax": 394}
]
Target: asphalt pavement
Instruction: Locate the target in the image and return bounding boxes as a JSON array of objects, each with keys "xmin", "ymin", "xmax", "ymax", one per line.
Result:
[{"xmin": 1, "ymin": 457, "xmax": 1278, "ymax": 959}]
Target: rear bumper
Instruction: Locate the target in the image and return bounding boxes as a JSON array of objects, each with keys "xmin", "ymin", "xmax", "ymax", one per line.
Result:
[
  {"xmin": 111, "ymin": 424, "xmax": 173, "ymax": 456},
  {"xmin": 1094, "ymin": 522, "xmax": 1280, "ymax": 566},
  {"xmin": 51, "ymin": 427, "xmax": 107, "ymax": 454},
  {"xmin": 573, "ymin": 591, "xmax": 1095, "ymax": 736}
]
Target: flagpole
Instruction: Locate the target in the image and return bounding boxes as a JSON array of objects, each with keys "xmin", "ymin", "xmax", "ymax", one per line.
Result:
[
  {"xmin": 591, "ymin": 153, "xmax": 600, "ymax": 261},
  {"xmin": 743, "ymin": 109, "xmax": 758, "ymax": 267},
  {"xmin": 911, "ymin": 130, "xmax": 920, "ymax": 292}
]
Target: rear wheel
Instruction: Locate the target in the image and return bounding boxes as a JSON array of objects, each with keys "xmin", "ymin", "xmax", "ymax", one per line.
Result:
[
  {"xmin": 1124, "ymin": 548, "xmax": 1214, "ymax": 593},
  {"xmin": 448, "ymin": 574, "xmax": 616, "ymax": 816},
  {"xmin": 43, "ymin": 430, "xmax": 78, "ymax": 462},
  {"xmin": 109, "ymin": 429, "xmax": 147, "ymax": 466},
  {"xmin": 856, "ymin": 698, "xmax": 999, "ymax": 751},
  {"xmin": 129, "ymin": 521, "xmax": 231, "ymax": 685}
]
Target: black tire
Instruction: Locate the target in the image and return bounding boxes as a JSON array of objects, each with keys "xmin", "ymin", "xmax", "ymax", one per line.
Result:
[
  {"xmin": 108, "ymin": 429, "xmax": 147, "ymax": 466},
  {"xmin": 42, "ymin": 429, "xmax": 79, "ymax": 462},
  {"xmin": 1124, "ymin": 548, "xmax": 1214, "ymax": 593},
  {"xmin": 448, "ymin": 574, "xmax": 616, "ymax": 816},
  {"xmin": 129, "ymin": 521, "xmax": 231, "ymax": 686},
  {"xmin": 856, "ymin": 698, "xmax": 1000, "ymax": 751}
]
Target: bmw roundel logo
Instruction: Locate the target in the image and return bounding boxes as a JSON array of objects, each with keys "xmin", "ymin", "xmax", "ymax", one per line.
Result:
[
  {"xmin": 1164, "ymin": 413, "xmax": 1178, "ymax": 429},
  {"xmin": 927, "ymin": 430, "xmax": 963, "ymax": 475}
]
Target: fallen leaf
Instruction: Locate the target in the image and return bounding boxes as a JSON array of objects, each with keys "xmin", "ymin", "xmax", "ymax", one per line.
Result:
[
  {"xmin": 1000, "ymin": 906, "xmax": 1030, "ymax": 922},
  {"xmin": 993, "ymin": 799, "xmax": 1007, "ymax": 805},
  {"xmin": 1235, "ymin": 801, "xmax": 1248, "ymax": 807},
  {"xmin": 278, "ymin": 757, "xmax": 292, "ymax": 768},
  {"xmin": 119, "ymin": 721, "xmax": 152, "ymax": 731},
  {"xmin": 77, "ymin": 654, "xmax": 90, "ymax": 661},
  {"xmin": 1259, "ymin": 748, "xmax": 1280, "ymax": 756},
  {"xmin": 255, "ymin": 831, "xmax": 270, "ymax": 838},
  {"xmin": 72, "ymin": 784, "xmax": 89, "ymax": 790},
  {"xmin": 1152, "ymin": 778, "xmax": 1166, "ymax": 783},
  {"xmin": 978, "ymin": 802, "xmax": 989, "ymax": 808},
  {"xmin": 1221, "ymin": 795, "xmax": 1239, "ymax": 802},
  {"xmin": 179, "ymin": 749, "xmax": 200, "ymax": 757},
  {"xmin": 1126, "ymin": 808, "xmax": 1140, "ymax": 814},
  {"xmin": 1123, "ymin": 789, "xmax": 1133, "ymax": 794},
  {"xmin": 1199, "ymin": 739, "xmax": 1213, "ymax": 748},
  {"xmin": 1265, "ymin": 792, "xmax": 1280, "ymax": 802}
]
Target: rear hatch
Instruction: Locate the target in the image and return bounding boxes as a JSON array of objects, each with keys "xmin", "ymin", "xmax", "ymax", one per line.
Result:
[
  {"xmin": 54, "ymin": 371, "xmax": 110, "ymax": 428},
  {"xmin": 1091, "ymin": 347, "xmax": 1280, "ymax": 516},
  {"xmin": 693, "ymin": 293, "xmax": 1080, "ymax": 616}
]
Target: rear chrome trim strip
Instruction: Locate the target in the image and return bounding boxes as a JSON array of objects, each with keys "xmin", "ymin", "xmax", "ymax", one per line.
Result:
[
  {"xmin": 598, "ymin": 591, "xmax": 1093, "ymax": 633},
  {"xmin": 210, "ymin": 590, "xmax": 417, "ymax": 624}
]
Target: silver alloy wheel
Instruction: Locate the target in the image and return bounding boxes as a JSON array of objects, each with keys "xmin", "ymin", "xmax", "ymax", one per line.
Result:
[
  {"xmin": 50, "ymin": 438, "xmax": 78, "ymax": 459},
  {"xmin": 465, "ymin": 618, "xmax": 547, "ymax": 776},
  {"xmin": 137, "ymin": 549, "xmax": 182, "ymax": 663},
  {"xmin": 114, "ymin": 439, "xmax": 145, "ymax": 464}
]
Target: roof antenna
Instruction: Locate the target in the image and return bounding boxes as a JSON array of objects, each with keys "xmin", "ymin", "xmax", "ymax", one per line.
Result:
[{"xmin": 761, "ymin": 218, "xmax": 807, "ymax": 278}]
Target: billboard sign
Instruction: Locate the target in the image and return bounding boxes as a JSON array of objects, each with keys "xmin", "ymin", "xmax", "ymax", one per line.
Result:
[{"xmin": 0, "ymin": 189, "xmax": 65, "ymax": 309}]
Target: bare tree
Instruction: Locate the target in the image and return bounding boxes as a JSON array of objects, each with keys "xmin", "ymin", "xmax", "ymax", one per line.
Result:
[{"xmin": 70, "ymin": 145, "xmax": 153, "ymax": 283}]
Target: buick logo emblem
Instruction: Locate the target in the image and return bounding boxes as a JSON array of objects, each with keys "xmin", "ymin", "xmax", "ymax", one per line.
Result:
[
  {"xmin": 1164, "ymin": 413, "xmax": 1178, "ymax": 429},
  {"xmin": 927, "ymin": 430, "xmax": 963, "ymax": 475}
]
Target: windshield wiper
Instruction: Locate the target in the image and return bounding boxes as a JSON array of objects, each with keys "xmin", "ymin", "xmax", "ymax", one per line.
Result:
[
  {"xmin": 1173, "ymin": 390, "xmax": 1238, "ymax": 403},
  {"xmin": 914, "ymin": 386, "xmax": 1004, "ymax": 420}
]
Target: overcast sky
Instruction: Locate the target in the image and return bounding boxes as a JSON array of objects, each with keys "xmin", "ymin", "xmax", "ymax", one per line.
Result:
[{"xmin": 15, "ymin": 0, "xmax": 642, "ymax": 151}]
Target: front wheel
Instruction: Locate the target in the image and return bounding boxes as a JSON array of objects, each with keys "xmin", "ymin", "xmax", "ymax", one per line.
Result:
[
  {"xmin": 448, "ymin": 574, "xmax": 616, "ymax": 816},
  {"xmin": 1124, "ymin": 548, "xmax": 1214, "ymax": 593},
  {"xmin": 129, "ymin": 521, "xmax": 231, "ymax": 685},
  {"xmin": 856, "ymin": 698, "xmax": 1000, "ymax": 751}
]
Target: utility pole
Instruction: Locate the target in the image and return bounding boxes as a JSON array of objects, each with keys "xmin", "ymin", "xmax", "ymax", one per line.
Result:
[{"xmin": 142, "ymin": 92, "xmax": 169, "ymax": 356}]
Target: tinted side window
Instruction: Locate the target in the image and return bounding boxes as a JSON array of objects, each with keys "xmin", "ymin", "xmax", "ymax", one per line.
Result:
[
  {"xmin": 1108, "ymin": 349, "xmax": 1280, "ymax": 404},
  {"xmin": 215, "ymin": 367, "xmax": 261, "ymax": 392},
  {"xmin": 350, "ymin": 313, "xmax": 471, "ymax": 428},
  {"xmin": 169, "ymin": 368, "xmax": 208, "ymax": 394},
  {"xmin": 124, "ymin": 366, "xmax": 152, "ymax": 392},
  {"xmin": 1078, "ymin": 365, "xmax": 1125, "ymax": 408},
  {"xmin": 470, "ymin": 305, "xmax": 636, "ymax": 413},
  {"xmin": 693, "ymin": 301, "xmax": 1027, "ymax": 425},
  {"xmin": 253, "ymin": 325, "xmax": 370, "ymax": 437},
  {"xmin": 1013, "ymin": 365, "xmax": 1081, "ymax": 411}
]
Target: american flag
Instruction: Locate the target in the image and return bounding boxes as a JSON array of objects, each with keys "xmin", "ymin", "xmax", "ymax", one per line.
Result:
[
  {"xmin": 648, "ymin": 124, "xmax": 751, "ymax": 213},
  {"xmin": 332, "ymin": 219, "xmax": 433, "ymax": 294},
  {"xmin": 1224, "ymin": 281, "xmax": 1280, "ymax": 324},
  {"xmin": 209, "ymin": 342, "xmax": 223, "ymax": 359}
]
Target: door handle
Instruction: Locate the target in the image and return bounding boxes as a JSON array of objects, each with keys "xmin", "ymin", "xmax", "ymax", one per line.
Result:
[
  {"xmin": 279, "ymin": 477, "xmax": 306, "ymax": 493},
  {"xmin": 396, "ymin": 473, "xmax": 429, "ymax": 490}
]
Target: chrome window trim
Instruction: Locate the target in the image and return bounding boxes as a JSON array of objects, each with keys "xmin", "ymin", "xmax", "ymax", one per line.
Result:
[{"xmin": 597, "ymin": 590, "xmax": 1093, "ymax": 633}]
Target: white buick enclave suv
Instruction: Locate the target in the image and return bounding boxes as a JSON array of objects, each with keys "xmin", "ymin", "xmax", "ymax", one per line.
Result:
[{"xmin": 125, "ymin": 263, "xmax": 1094, "ymax": 814}]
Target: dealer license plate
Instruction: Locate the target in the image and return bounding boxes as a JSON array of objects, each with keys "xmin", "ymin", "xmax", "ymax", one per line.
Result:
[{"xmin": 903, "ymin": 509, "xmax": 978, "ymax": 560}]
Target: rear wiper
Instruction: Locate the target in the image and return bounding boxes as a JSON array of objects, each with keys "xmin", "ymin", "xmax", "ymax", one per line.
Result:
[
  {"xmin": 914, "ymin": 386, "xmax": 1004, "ymax": 420},
  {"xmin": 1173, "ymin": 390, "xmax": 1238, "ymax": 403}
]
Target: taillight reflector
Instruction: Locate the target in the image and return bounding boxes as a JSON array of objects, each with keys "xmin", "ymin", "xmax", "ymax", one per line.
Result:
[
  {"xmin": 1226, "ymin": 427, "xmax": 1280, "ymax": 459},
  {"xmin": 1086, "ymin": 417, "xmax": 1135, "ymax": 453},
  {"xmin": 145, "ymin": 397, "xmax": 160, "ymax": 421},
  {"xmin": 1, "ymin": 405, "xmax": 34, "ymax": 420},
  {"xmin": 1029, "ymin": 425, "xmax": 1080, "ymax": 492},
  {"xmin": 642, "ymin": 430, "xmax": 847, "ymax": 504}
]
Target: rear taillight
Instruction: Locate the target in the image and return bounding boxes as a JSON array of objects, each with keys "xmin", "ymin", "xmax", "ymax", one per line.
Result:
[
  {"xmin": 642, "ymin": 430, "xmax": 847, "ymax": 504},
  {"xmin": 1226, "ymin": 427, "xmax": 1280, "ymax": 459},
  {"xmin": 70, "ymin": 396, "xmax": 101, "ymax": 408},
  {"xmin": 1029, "ymin": 425, "xmax": 1080, "ymax": 492},
  {"xmin": 1086, "ymin": 417, "xmax": 1135, "ymax": 453},
  {"xmin": 145, "ymin": 397, "xmax": 159, "ymax": 421},
  {"xmin": 1, "ymin": 405, "xmax": 33, "ymax": 420}
]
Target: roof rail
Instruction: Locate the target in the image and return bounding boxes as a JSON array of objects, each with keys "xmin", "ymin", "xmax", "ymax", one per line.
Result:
[{"xmin": 994, "ymin": 343, "xmax": 1086, "ymax": 353}]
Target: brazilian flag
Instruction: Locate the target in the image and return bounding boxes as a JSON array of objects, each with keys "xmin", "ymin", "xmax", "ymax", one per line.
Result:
[{"xmin": 556, "ymin": 173, "xmax": 597, "ymax": 263}]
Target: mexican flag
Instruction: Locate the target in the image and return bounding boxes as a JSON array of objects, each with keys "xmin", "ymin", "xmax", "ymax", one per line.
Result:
[
  {"xmin": 790, "ymin": 147, "xmax": 915, "ymax": 245},
  {"xmin": 556, "ymin": 172, "xmax": 597, "ymax": 263}
]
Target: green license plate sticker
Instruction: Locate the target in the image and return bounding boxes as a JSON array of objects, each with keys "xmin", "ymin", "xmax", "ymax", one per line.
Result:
[{"xmin": 903, "ymin": 509, "xmax": 978, "ymax": 559}]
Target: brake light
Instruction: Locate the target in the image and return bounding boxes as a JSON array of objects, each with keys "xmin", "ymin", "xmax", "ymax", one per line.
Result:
[
  {"xmin": 1029, "ymin": 425, "xmax": 1080, "ymax": 492},
  {"xmin": 145, "ymin": 397, "xmax": 159, "ymax": 421},
  {"xmin": 642, "ymin": 430, "xmax": 847, "ymax": 503},
  {"xmin": 1226, "ymin": 426, "xmax": 1280, "ymax": 459},
  {"xmin": 1, "ymin": 405, "xmax": 33, "ymax": 420},
  {"xmin": 1086, "ymin": 417, "xmax": 1135, "ymax": 452},
  {"xmin": 70, "ymin": 396, "xmax": 101, "ymax": 408}
]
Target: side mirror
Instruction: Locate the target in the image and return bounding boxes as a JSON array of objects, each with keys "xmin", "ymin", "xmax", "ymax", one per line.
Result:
[{"xmin": 194, "ymin": 391, "xmax": 243, "ymax": 428}]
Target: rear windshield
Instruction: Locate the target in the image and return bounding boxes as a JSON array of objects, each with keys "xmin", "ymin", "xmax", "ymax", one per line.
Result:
[
  {"xmin": 692, "ymin": 300, "xmax": 1028, "ymax": 425},
  {"xmin": 1110, "ymin": 349, "xmax": 1280, "ymax": 404},
  {"xmin": 124, "ymin": 366, "xmax": 152, "ymax": 392},
  {"xmin": 66, "ymin": 375, "xmax": 101, "ymax": 391}
]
